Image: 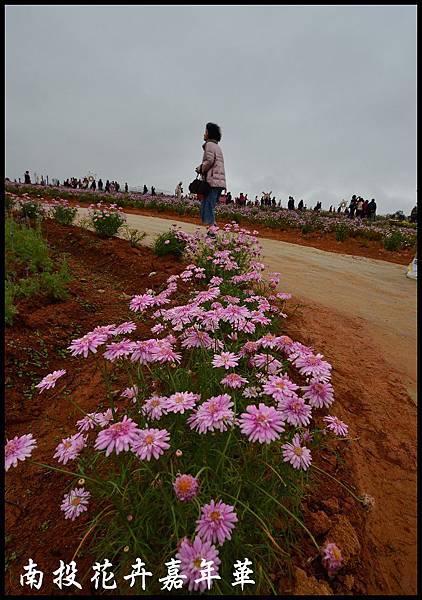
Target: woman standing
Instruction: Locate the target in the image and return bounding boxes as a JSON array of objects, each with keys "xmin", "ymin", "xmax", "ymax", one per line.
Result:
[{"xmin": 195, "ymin": 122, "xmax": 226, "ymax": 229}]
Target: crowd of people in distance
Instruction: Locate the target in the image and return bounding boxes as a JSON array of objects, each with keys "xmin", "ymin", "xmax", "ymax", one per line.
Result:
[
  {"xmin": 10, "ymin": 170, "xmax": 418, "ymax": 224},
  {"xmin": 20, "ymin": 171, "xmax": 157, "ymax": 196}
]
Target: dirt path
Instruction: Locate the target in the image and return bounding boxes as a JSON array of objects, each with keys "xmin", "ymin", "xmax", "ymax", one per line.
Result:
[{"xmin": 75, "ymin": 209, "xmax": 417, "ymax": 595}]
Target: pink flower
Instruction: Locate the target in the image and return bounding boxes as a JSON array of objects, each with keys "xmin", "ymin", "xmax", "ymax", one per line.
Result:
[
  {"xmin": 103, "ymin": 339, "xmax": 135, "ymax": 361},
  {"xmin": 220, "ymin": 373, "xmax": 248, "ymax": 389},
  {"xmin": 250, "ymin": 353, "xmax": 282, "ymax": 374},
  {"xmin": 165, "ymin": 392, "xmax": 200, "ymax": 414},
  {"xmin": 176, "ymin": 536, "xmax": 220, "ymax": 592},
  {"xmin": 61, "ymin": 487, "xmax": 91, "ymax": 521},
  {"xmin": 278, "ymin": 394, "xmax": 312, "ymax": 427},
  {"xmin": 131, "ymin": 340, "xmax": 158, "ymax": 364},
  {"xmin": 95, "ymin": 416, "xmax": 141, "ymax": 456},
  {"xmin": 212, "ymin": 351, "xmax": 240, "ymax": 370},
  {"xmin": 132, "ymin": 428, "xmax": 170, "ymax": 461},
  {"xmin": 240, "ymin": 341, "xmax": 259, "ymax": 355},
  {"xmin": 181, "ymin": 328, "xmax": 214, "ymax": 349},
  {"xmin": 5, "ymin": 433, "xmax": 37, "ymax": 471},
  {"xmin": 294, "ymin": 353, "xmax": 332, "ymax": 381},
  {"xmin": 263, "ymin": 374, "xmax": 299, "ymax": 401},
  {"xmin": 54, "ymin": 433, "xmax": 86, "ymax": 464},
  {"xmin": 120, "ymin": 386, "xmax": 139, "ymax": 401},
  {"xmin": 130, "ymin": 293, "xmax": 156, "ymax": 312},
  {"xmin": 68, "ymin": 332, "xmax": 108, "ymax": 357},
  {"xmin": 302, "ymin": 380, "xmax": 334, "ymax": 408},
  {"xmin": 152, "ymin": 342, "xmax": 182, "ymax": 365},
  {"xmin": 239, "ymin": 403, "xmax": 285, "ymax": 443},
  {"xmin": 258, "ymin": 334, "xmax": 278, "ymax": 349},
  {"xmin": 35, "ymin": 369, "xmax": 66, "ymax": 393},
  {"xmin": 174, "ymin": 474, "xmax": 199, "ymax": 502},
  {"xmin": 112, "ymin": 321, "xmax": 137, "ymax": 335},
  {"xmin": 324, "ymin": 415, "xmax": 349, "ymax": 437},
  {"xmin": 188, "ymin": 394, "xmax": 235, "ymax": 434},
  {"xmin": 195, "ymin": 499, "xmax": 238, "ymax": 545},
  {"xmin": 143, "ymin": 395, "xmax": 168, "ymax": 420},
  {"xmin": 282, "ymin": 434, "xmax": 312, "ymax": 470},
  {"xmin": 76, "ymin": 412, "xmax": 104, "ymax": 431},
  {"xmin": 92, "ymin": 324, "xmax": 116, "ymax": 337},
  {"xmin": 96, "ymin": 409, "xmax": 114, "ymax": 427},
  {"xmin": 322, "ymin": 542, "xmax": 343, "ymax": 576}
]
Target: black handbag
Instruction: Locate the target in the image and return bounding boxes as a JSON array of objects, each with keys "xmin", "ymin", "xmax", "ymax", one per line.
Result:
[{"xmin": 189, "ymin": 173, "xmax": 211, "ymax": 196}]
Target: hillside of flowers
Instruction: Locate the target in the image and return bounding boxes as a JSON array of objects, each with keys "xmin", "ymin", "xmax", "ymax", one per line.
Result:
[
  {"xmin": 5, "ymin": 183, "xmax": 417, "ymax": 251},
  {"xmin": 5, "ymin": 218, "xmax": 354, "ymax": 594}
]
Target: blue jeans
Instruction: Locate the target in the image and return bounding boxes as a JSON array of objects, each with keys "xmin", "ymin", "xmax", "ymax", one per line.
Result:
[{"xmin": 200, "ymin": 187, "xmax": 224, "ymax": 225}]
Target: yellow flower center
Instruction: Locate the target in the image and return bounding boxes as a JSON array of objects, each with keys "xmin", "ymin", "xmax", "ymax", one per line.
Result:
[
  {"xmin": 71, "ymin": 497, "xmax": 81, "ymax": 506},
  {"xmin": 257, "ymin": 414, "xmax": 268, "ymax": 424},
  {"xmin": 333, "ymin": 547, "xmax": 342, "ymax": 560},
  {"xmin": 151, "ymin": 399, "xmax": 160, "ymax": 407},
  {"xmin": 210, "ymin": 510, "xmax": 221, "ymax": 522},
  {"xmin": 145, "ymin": 435, "xmax": 154, "ymax": 445},
  {"xmin": 276, "ymin": 381, "xmax": 285, "ymax": 389},
  {"xmin": 294, "ymin": 447, "xmax": 303, "ymax": 456},
  {"xmin": 63, "ymin": 440, "xmax": 72, "ymax": 449},
  {"xmin": 177, "ymin": 479, "xmax": 192, "ymax": 493},
  {"xmin": 193, "ymin": 558, "xmax": 202, "ymax": 569}
]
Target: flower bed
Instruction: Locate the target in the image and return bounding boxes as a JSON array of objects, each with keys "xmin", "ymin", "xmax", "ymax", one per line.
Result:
[
  {"xmin": 5, "ymin": 183, "xmax": 417, "ymax": 251},
  {"xmin": 6, "ymin": 222, "xmax": 354, "ymax": 594}
]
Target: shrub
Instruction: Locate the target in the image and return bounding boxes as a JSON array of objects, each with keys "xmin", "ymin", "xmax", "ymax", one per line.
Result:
[
  {"xmin": 383, "ymin": 231, "xmax": 407, "ymax": 251},
  {"xmin": 88, "ymin": 202, "xmax": 126, "ymax": 238},
  {"xmin": 301, "ymin": 224, "xmax": 314, "ymax": 235},
  {"xmin": 335, "ymin": 223, "xmax": 350, "ymax": 242},
  {"xmin": 20, "ymin": 200, "xmax": 45, "ymax": 220},
  {"xmin": 120, "ymin": 224, "xmax": 147, "ymax": 249},
  {"xmin": 50, "ymin": 201, "xmax": 78, "ymax": 226},
  {"xmin": 154, "ymin": 228, "xmax": 187, "ymax": 258}
]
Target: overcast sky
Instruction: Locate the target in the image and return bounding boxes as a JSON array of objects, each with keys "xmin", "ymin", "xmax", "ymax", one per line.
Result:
[{"xmin": 5, "ymin": 5, "xmax": 417, "ymax": 213}]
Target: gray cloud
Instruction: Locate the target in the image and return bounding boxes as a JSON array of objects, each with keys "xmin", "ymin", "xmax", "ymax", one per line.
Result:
[{"xmin": 6, "ymin": 5, "xmax": 416, "ymax": 214}]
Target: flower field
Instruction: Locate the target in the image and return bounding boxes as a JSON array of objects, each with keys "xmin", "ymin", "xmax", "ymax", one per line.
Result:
[
  {"xmin": 5, "ymin": 183, "xmax": 417, "ymax": 261},
  {"xmin": 4, "ymin": 193, "xmax": 416, "ymax": 595}
]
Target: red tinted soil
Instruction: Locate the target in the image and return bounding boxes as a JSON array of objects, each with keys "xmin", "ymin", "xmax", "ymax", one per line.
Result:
[{"xmin": 5, "ymin": 220, "xmax": 416, "ymax": 596}]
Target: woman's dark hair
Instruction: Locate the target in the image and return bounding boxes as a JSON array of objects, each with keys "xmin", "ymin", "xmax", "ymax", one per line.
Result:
[{"xmin": 206, "ymin": 122, "xmax": 222, "ymax": 142}]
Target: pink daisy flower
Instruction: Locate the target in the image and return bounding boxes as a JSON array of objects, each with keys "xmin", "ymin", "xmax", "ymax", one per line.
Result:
[
  {"xmin": 195, "ymin": 499, "xmax": 238, "ymax": 546},
  {"xmin": 176, "ymin": 536, "xmax": 221, "ymax": 592},
  {"xmin": 76, "ymin": 412, "xmax": 104, "ymax": 431},
  {"xmin": 282, "ymin": 434, "xmax": 312, "ymax": 470},
  {"xmin": 131, "ymin": 340, "xmax": 158, "ymax": 364},
  {"xmin": 96, "ymin": 409, "xmax": 114, "ymax": 427},
  {"xmin": 263, "ymin": 374, "xmax": 299, "ymax": 401},
  {"xmin": 112, "ymin": 321, "xmax": 137, "ymax": 335},
  {"xmin": 258, "ymin": 334, "xmax": 278, "ymax": 349},
  {"xmin": 324, "ymin": 415, "xmax": 349, "ymax": 437},
  {"xmin": 94, "ymin": 416, "xmax": 141, "ymax": 456},
  {"xmin": 60, "ymin": 487, "xmax": 91, "ymax": 521},
  {"xmin": 54, "ymin": 433, "xmax": 86, "ymax": 464},
  {"xmin": 212, "ymin": 352, "xmax": 240, "ymax": 370},
  {"xmin": 243, "ymin": 386, "xmax": 260, "ymax": 399},
  {"xmin": 68, "ymin": 332, "xmax": 108, "ymax": 358},
  {"xmin": 302, "ymin": 380, "xmax": 334, "ymax": 408},
  {"xmin": 143, "ymin": 395, "xmax": 168, "ymax": 420},
  {"xmin": 294, "ymin": 353, "xmax": 332, "ymax": 381},
  {"xmin": 181, "ymin": 329, "xmax": 214, "ymax": 349},
  {"xmin": 239, "ymin": 403, "xmax": 285, "ymax": 443},
  {"xmin": 92, "ymin": 324, "xmax": 116, "ymax": 338},
  {"xmin": 250, "ymin": 353, "xmax": 282, "ymax": 374},
  {"xmin": 151, "ymin": 323, "xmax": 165, "ymax": 335},
  {"xmin": 220, "ymin": 373, "xmax": 248, "ymax": 389},
  {"xmin": 278, "ymin": 395, "xmax": 312, "ymax": 427},
  {"xmin": 165, "ymin": 392, "xmax": 200, "ymax": 414},
  {"xmin": 322, "ymin": 542, "xmax": 343, "ymax": 576},
  {"xmin": 152, "ymin": 343, "xmax": 182, "ymax": 365},
  {"xmin": 5, "ymin": 433, "xmax": 37, "ymax": 471},
  {"xmin": 132, "ymin": 428, "xmax": 170, "ymax": 461},
  {"xmin": 35, "ymin": 369, "xmax": 66, "ymax": 393},
  {"xmin": 120, "ymin": 386, "xmax": 139, "ymax": 401},
  {"xmin": 187, "ymin": 394, "xmax": 235, "ymax": 434},
  {"xmin": 129, "ymin": 293, "xmax": 156, "ymax": 312},
  {"xmin": 103, "ymin": 339, "xmax": 135, "ymax": 361},
  {"xmin": 174, "ymin": 474, "xmax": 199, "ymax": 502}
]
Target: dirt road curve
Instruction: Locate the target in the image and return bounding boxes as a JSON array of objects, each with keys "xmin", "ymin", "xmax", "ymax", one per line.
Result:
[{"xmin": 77, "ymin": 210, "xmax": 417, "ymax": 594}]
